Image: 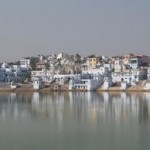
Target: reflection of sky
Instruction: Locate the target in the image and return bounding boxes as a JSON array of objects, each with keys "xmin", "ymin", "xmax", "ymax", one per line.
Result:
[{"xmin": 0, "ymin": 92, "xmax": 150, "ymax": 125}]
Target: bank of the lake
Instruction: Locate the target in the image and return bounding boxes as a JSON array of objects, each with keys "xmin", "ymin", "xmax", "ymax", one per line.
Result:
[{"xmin": 1, "ymin": 83, "xmax": 150, "ymax": 92}]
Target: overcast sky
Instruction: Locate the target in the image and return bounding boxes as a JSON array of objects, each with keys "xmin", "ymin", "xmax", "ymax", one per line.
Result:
[{"xmin": 0, "ymin": 0, "xmax": 150, "ymax": 61}]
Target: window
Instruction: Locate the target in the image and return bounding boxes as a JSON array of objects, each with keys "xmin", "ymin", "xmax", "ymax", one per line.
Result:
[{"xmin": 131, "ymin": 60, "xmax": 137, "ymax": 64}]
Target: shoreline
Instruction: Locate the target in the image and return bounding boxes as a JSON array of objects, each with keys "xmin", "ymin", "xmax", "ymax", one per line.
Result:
[
  {"xmin": 0, "ymin": 85, "xmax": 150, "ymax": 93},
  {"xmin": 96, "ymin": 85, "xmax": 150, "ymax": 92}
]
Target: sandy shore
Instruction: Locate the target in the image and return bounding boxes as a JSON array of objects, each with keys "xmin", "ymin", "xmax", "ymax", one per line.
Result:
[
  {"xmin": 0, "ymin": 84, "xmax": 150, "ymax": 92},
  {"xmin": 0, "ymin": 83, "xmax": 69, "ymax": 92},
  {"xmin": 97, "ymin": 85, "xmax": 150, "ymax": 92}
]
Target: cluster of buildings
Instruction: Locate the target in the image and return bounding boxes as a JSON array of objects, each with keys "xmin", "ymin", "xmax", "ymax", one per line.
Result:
[
  {"xmin": 1, "ymin": 52, "xmax": 150, "ymax": 90},
  {"xmin": 0, "ymin": 59, "xmax": 30, "ymax": 84}
]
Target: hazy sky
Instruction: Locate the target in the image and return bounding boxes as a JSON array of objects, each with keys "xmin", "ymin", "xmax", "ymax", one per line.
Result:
[{"xmin": 0, "ymin": 0, "xmax": 150, "ymax": 61}]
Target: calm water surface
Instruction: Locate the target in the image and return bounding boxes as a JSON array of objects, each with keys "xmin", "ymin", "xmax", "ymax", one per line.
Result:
[{"xmin": 0, "ymin": 92, "xmax": 150, "ymax": 150}]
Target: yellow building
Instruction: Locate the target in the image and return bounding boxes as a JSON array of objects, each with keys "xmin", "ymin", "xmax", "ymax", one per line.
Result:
[{"xmin": 87, "ymin": 57, "xmax": 98, "ymax": 69}]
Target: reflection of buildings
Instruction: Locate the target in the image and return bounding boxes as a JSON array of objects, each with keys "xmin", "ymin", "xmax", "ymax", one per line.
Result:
[
  {"xmin": 0, "ymin": 93, "xmax": 33, "ymax": 120},
  {"xmin": 105, "ymin": 93, "xmax": 140, "ymax": 125},
  {"xmin": 0, "ymin": 92, "xmax": 150, "ymax": 125}
]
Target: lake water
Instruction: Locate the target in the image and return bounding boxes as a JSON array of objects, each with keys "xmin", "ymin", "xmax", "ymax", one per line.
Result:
[{"xmin": 0, "ymin": 92, "xmax": 150, "ymax": 150}]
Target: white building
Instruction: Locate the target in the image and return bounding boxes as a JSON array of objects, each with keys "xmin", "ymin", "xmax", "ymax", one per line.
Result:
[
  {"xmin": 31, "ymin": 70, "xmax": 54, "ymax": 83},
  {"xmin": 33, "ymin": 78, "xmax": 43, "ymax": 89},
  {"xmin": 147, "ymin": 67, "xmax": 150, "ymax": 79},
  {"xmin": 112, "ymin": 68, "xmax": 147, "ymax": 85},
  {"xmin": 114, "ymin": 59, "xmax": 123, "ymax": 72},
  {"xmin": 54, "ymin": 74, "xmax": 77, "ymax": 85},
  {"xmin": 69, "ymin": 74, "xmax": 103, "ymax": 91},
  {"xmin": 82, "ymin": 67, "xmax": 109, "ymax": 75},
  {"xmin": 20, "ymin": 58, "xmax": 31, "ymax": 69},
  {"xmin": 0, "ymin": 68, "xmax": 25, "ymax": 83},
  {"xmin": 102, "ymin": 76, "xmax": 113, "ymax": 89},
  {"xmin": 1, "ymin": 62, "xmax": 9, "ymax": 69},
  {"xmin": 121, "ymin": 82, "xmax": 128, "ymax": 90},
  {"xmin": 112, "ymin": 72, "xmax": 132, "ymax": 84},
  {"xmin": 145, "ymin": 80, "xmax": 150, "ymax": 89}
]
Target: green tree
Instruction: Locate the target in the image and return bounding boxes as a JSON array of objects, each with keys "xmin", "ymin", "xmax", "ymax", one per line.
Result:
[
  {"xmin": 87, "ymin": 54, "xmax": 96, "ymax": 58},
  {"xmin": 30, "ymin": 57, "xmax": 39, "ymax": 70}
]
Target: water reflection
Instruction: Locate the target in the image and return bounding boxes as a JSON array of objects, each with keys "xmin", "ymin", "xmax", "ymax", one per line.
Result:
[{"xmin": 0, "ymin": 92, "xmax": 150, "ymax": 125}]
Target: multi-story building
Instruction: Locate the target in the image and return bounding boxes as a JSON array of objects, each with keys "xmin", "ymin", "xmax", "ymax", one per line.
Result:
[
  {"xmin": 129, "ymin": 55, "xmax": 150, "ymax": 69},
  {"xmin": 86, "ymin": 57, "xmax": 98, "ymax": 69},
  {"xmin": 20, "ymin": 58, "xmax": 31, "ymax": 69}
]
